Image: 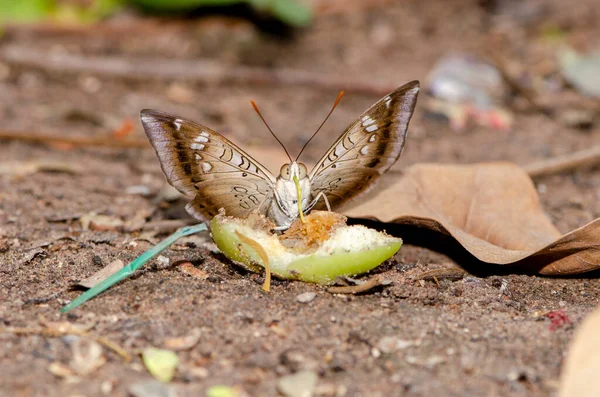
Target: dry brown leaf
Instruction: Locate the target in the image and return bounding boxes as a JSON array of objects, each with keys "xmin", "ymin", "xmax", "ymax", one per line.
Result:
[
  {"xmin": 177, "ymin": 262, "xmax": 209, "ymax": 280},
  {"xmin": 75, "ymin": 259, "xmax": 125, "ymax": 289},
  {"xmin": 558, "ymin": 305, "xmax": 600, "ymax": 397},
  {"xmin": 344, "ymin": 162, "xmax": 600, "ymax": 275}
]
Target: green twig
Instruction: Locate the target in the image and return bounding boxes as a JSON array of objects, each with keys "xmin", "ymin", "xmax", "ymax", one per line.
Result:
[{"xmin": 61, "ymin": 223, "xmax": 208, "ymax": 313}]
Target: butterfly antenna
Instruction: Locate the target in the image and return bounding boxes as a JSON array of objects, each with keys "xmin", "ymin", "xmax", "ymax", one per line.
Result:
[
  {"xmin": 250, "ymin": 100, "xmax": 293, "ymax": 163},
  {"xmin": 296, "ymin": 91, "xmax": 344, "ymax": 161}
]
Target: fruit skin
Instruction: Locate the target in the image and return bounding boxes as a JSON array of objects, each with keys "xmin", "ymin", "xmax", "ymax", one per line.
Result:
[{"xmin": 210, "ymin": 215, "xmax": 402, "ymax": 285}]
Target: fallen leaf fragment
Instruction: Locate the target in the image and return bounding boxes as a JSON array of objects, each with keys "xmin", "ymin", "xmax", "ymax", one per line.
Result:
[
  {"xmin": 344, "ymin": 162, "xmax": 600, "ymax": 275},
  {"xmin": 559, "ymin": 305, "xmax": 600, "ymax": 397},
  {"xmin": 75, "ymin": 259, "xmax": 125, "ymax": 289},
  {"xmin": 48, "ymin": 362, "xmax": 78, "ymax": 380},
  {"xmin": 142, "ymin": 347, "xmax": 179, "ymax": 383},
  {"xmin": 276, "ymin": 370, "xmax": 318, "ymax": 397},
  {"xmin": 206, "ymin": 385, "xmax": 242, "ymax": 397},
  {"xmin": 163, "ymin": 328, "xmax": 202, "ymax": 351},
  {"xmin": 80, "ymin": 213, "xmax": 124, "ymax": 231},
  {"xmin": 177, "ymin": 262, "xmax": 208, "ymax": 280},
  {"xmin": 70, "ymin": 337, "xmax": 106, "ymax": 375},
  {"xmin": 48, "ymin": 362, "xmax": 73, "ymax": 377},
  {"xmin": 129, "ymin": 379, "xmax": 177, "ymax": 397},
  {"xmin": 558, "ymin": 46, "xmax": 600, "ymax": 98}
]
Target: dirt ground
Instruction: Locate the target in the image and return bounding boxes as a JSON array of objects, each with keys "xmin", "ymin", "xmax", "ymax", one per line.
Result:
[{"xmin": 1, "ymin": 0, "xmax": 600, "ymax": 396}]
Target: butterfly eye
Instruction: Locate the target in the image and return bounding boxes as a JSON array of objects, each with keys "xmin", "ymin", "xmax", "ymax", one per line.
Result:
[
  {"xmin": 280, "ymin": 164, "xmax": 291, "ymax": 180},
  {"xmin": 298, "ymin": 163, "xmax": 308, "ymax": 179}
]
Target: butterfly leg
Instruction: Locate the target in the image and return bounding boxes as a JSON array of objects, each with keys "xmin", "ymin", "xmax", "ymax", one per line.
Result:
[{"xmin": 305, "ymin": 191, "xmax": 332, "ymax": 214}]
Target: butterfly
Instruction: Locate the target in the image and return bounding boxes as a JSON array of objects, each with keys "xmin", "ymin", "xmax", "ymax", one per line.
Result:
[{"xmin": 141, "ymin": 80, "xmax": 419, "ymax": 230}]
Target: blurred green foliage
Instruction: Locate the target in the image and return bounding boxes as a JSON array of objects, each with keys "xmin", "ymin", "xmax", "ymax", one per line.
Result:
[
  {"xmin": 0, "ymin": 0, "xmax": 311, "ymax": 26},
  {"xmin": 0, "ymin": 0, "xmax": 55, "ymax": 23},
  {"xmin": 0, "ymin": 0, "xmax": 123, "ymax": 24}
]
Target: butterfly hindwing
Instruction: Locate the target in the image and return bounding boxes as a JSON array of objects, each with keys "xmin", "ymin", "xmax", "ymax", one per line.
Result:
[
  {"xmin": 308, "ymin": 80, "xmax": 420, "ymax": 210},
  {"xmin": 141, "ymin": 109, "xmax": 277, "ymax": 221}
]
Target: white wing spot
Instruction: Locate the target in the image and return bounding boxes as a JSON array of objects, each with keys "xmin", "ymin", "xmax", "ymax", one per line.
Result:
[
  {"xmin": 200, "ymin": 131, "xmax": 209, "ymax": 138},
  {"xmin": 190, "ymin": 143, "xmax": 205, "ymax": 150},
  {"xmin": 194, "ymin": 135, "xmax": 209, "ymax": 143},
  {"xmin": 362, "ymin": 117, "xmax": 375, "ymax": 127},
  {"xmin": 369, "ymin": 134, "xmax": 377, "ymax": 142},
  {"xmin": 174, "ymin": 119, "xmax": 183, "ymax": 130},
  {"xmin": 231, "ymin": 151, "xmax": 243, "ymax": 166},
  {"xmin": 194, "ymin": 153, "xmax": 202, "ymax": 160},
  {"xmin": 201, "ymin": 162, "xmax": 212, "ymax": 172},
  {"xmin": 360, "ymin": 146, "xmax": 369, "ymax": 155},
  {"xmin": 384, "ymin": 96, "xmax": 392, "ymax": 108},
  {"xmin": 366, "ymin": 124, "xmax": 378, "ymax": 132}
]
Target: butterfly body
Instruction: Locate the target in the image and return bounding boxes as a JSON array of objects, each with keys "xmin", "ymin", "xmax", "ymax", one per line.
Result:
[
  {"xmin": 141, "ymin": 80, "xmax": 419, "ymax": 230},
  {"xmin": 269, "ymin": 161, "xmax": 312, "ymax": 230}
]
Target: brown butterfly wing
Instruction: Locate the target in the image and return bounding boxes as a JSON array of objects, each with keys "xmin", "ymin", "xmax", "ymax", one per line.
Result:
[
  {"xmin": 141, "ymin": 110, "xmax": 277, "ymax": 221},
  {"xmin": 308, "ymin": 80, "xmax": 420, "ymax": 210}
]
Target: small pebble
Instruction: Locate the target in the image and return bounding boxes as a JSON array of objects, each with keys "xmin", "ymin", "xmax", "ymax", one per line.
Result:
[
  {"xmin": 156, "ymin": 255, "xmax": 170, "ymax": 268},
  {"xmin": 296, "ymin": 292, "xmax": 317, "ymax": 303},
  {"xmin": 371, "ymin": 348, "xmax": 381, "ymax": 358},
  {"xmin": 92, "ymin": 255, "xmax": 103, "ymax": 267}
]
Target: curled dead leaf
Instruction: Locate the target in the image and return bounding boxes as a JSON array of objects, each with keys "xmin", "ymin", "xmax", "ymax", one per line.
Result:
[{"xmin": 345, "ymin": 162, "xmax": 600, "ymax": 275}]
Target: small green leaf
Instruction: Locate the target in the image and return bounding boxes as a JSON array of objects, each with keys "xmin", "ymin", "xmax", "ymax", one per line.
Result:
[
  {"xmin": 206, "ymin": 385, "xmax": 240, "ymax": 397},
  {"xmin": 141, "ymin": 347, "xmax": 179, "ymax": 382}
]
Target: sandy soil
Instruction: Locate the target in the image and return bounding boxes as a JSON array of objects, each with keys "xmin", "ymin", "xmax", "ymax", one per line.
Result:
[{"xmin": 1, "ymin": 0, "xmax": 599, "ymax": 396}]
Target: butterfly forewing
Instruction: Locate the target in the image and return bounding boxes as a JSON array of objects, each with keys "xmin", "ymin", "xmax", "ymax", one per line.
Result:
[
  {"xmin": 141, "ymin": 109, "xmax": 277, "ymax": 221},
  {"xmin": 308, "ymin": 80, "xmax": 420, "ymax": 210}
]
